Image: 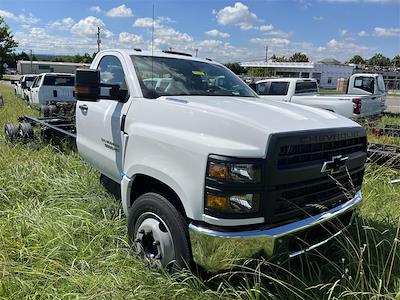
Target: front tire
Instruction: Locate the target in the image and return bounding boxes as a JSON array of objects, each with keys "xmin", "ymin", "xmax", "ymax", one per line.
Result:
[{"xmin": 128, "ymin": 192, "xmax": 191, "ymax": 272}]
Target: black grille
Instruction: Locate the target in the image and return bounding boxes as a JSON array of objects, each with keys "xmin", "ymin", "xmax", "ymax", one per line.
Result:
[
  {"xmin": 271, "ymin": 168, "xmax": 364, "ymax": 223},
  {"xmin": 264, "ymin": 127, "xmax": 367, "ymax": 226},
  {"xmin": 278, "ymin": 136, "xmax": 367, "ymax": 168}
]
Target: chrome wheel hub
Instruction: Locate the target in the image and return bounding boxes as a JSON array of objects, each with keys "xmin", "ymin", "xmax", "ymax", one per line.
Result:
[{"xmin": 135, "ymin": 213, "xmax": 175, "ymax": 269}]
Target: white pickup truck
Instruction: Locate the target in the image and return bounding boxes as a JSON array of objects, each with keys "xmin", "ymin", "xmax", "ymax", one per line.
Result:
[
  {"xmin": 252, "ymin": 74, "xmax": 386, "ymax": 120},
  {"xmin": 13, "ymin": 74, "xmax": 37, "ymax": 100},
  {"xmin": 28, "ymin": 73, "xmax": 75, "ymax": 107},
  {"xmin": 71, "ymin": 49, "xmax": 367, "ymax": 272}
]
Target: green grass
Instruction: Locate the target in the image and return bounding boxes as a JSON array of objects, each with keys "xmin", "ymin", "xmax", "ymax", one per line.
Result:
[
  {"xmin": 365, "ymin": 115, "xmax": 400, "ymax": 146},
  {"xmin": 1, "ymin": 74, "xmax": 21, "ymax": 81},
  {"xmin": 0, "ymin": 83, "xmax": 399, "ymax": 299}
]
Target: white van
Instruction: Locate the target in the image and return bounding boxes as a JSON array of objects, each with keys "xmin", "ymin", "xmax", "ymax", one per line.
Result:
[{"xmin": 28, "ymin": 73, "xmax": 75, "ymax": 106}]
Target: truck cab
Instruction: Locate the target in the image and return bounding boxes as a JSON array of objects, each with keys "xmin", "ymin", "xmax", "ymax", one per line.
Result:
[
  {"xmin": 74, "ymin": 49, "xmax": 367, "ymax": 272},
  {"xmin": 29, "ymin": 73, "xmax": 75, "ymax": 106}
]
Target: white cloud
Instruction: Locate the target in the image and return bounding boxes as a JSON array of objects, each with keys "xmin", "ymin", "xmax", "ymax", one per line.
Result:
[
  {"xmin": 199, "ymin": 39, "xmax": 224, "ymax": 47},
  {"xmin": 71, "ymin": 16, "xmax": 113, "ymax": 38},
  {"xmin": 205, "ymin": 29, "xmax": 230, "ymax": 38},
  {"xmin": 30, "ymin": 27, "xmax": 48, "ymax": 39},
  {"xmin": 325, "ymin": 39, "xmax": 369, "ymax": 52},
  {"xmin": 133, "ymin": 17, "xmax": 161, "ymax": 28},
  {"xmin": 106, "ymin": 4, "xmax": 133, "ymax": 17},
  {"xmin": 216, "ymin": 2, "xmax": 258, "ymax": 30},
  {"xmin": 263, "ymin": 30, "xmax": 292, "ymax": 38},
  {"xmin": 340, "ymin": 29, "xmax": 348, "ymax": 36},
  {"xmin": 250, "ymin": 37, "xmax": 291, "ymax": 47},
  {"xmin": 154, "ymin": 27, "xmax": 193, "ymax": 46},
  {"xmin": 0, "ymin": 9, "xmax": 39, "ymax": 25},
  {"xmin": 358, "ymin": 30, "xmax": 368, "ymax": 36},
  {"xmin": 49, "ymin": 17, "xmax": 75, "ymax": 30},
  {"xmin": 259, "ymin": 24, "xmax": 274, "ymax": 31},
  {"xmin": 313, "ymin": 16, "xmax": 324, "ymax": 21},
  {"xmin": 373, "ymin": 27, "xmax": 400, "ymax": 37},
  {"xmin": 119, "ymin": 32, "xmax": 144, "ymax": 43},
  {"xmin": 90, "ymin": 6, "xmax": 102, "ymax": 13}
]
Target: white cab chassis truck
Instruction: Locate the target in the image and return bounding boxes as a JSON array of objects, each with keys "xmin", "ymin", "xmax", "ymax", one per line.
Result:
[
  {"xmin": 28, "ymin": 73, "xmax": 76, "ymax": 107},
  {"xmin": 72, "ymin": 49, "xmax": 367, "ymax": 272},
  {"xmin": 253, "ymin": 75, "xmax": 386, "ymax": 120}
]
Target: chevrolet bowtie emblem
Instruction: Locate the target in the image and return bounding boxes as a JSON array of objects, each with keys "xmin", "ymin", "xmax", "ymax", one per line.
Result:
[{"xmin": 321, "ymin": 155, "xmax": 349, "ymax": 174}]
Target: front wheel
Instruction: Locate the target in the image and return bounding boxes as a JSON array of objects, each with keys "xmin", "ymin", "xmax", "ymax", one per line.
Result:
[{"xmin": 128, "ymin": 192, "xmax": 191, "ymax": 272}]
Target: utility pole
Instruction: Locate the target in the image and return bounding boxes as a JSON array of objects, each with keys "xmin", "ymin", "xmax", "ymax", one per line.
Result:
[
  {"xmin": 30, "ymin": 49, "xmax": 33, "ymax": 73},
  {"xmin": 97, "ymin": 27, "xmax": 101, "ymax": 52},
  {"xmin": 265, "ymin": 45, "xmax": 268, "ymax": 62},
  {"xmin": 194, "ymin": 48, "xmax": 198, "ymax": 57}
]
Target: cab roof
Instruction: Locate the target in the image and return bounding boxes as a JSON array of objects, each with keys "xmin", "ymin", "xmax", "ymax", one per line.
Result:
[{"xmin": 97, "ymin": 49, "xmax": 222, "ymax": 66}]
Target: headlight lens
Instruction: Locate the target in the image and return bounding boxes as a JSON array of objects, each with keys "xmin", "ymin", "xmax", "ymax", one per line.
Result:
[
  {"xmin": 206, "ymin": 193, "xmax": 260, "ymax": 214},
  {"xmin": 208, "ymin": 162, "xmax": 261, "ymax": 183}
]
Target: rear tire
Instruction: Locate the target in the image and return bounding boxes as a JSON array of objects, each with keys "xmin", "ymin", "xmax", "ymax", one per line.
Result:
[
  {"xmin": 18, "ymin": 123, "xmax": 34, "ymax": 142},
  {"xmin": 40, "ymin": 105, "xmax": 50, "ymax": 117},
  {"xmin": 4, "ymin": 124, "xmax": 18, "ymax": 143},
  {"xmin": 48, "ymin": 105, "xmax": 58, "ymax": 117},
  {"xmin": 128, "ymin": 192, "xmax": 191, "ymax": 272}
]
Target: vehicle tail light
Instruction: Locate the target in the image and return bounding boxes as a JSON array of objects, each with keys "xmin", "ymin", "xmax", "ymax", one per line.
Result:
[{"xmin": 352, "ymin": 98, "xmax": 361, "ymax": 114}]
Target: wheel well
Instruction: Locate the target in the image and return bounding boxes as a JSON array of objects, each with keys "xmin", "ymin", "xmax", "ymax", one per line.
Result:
[{"xmin": 130, "ymin": 174, "xmax": 187, "ymax": 218}]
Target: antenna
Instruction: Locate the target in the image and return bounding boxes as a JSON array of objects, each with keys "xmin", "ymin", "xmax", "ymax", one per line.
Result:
[
  {"xmin": 265, "ymin": 45, "xmax": 268, "ymax": 62},
  {"xmin": 151, "ymin": 3, "xmax": 155, "ymax": 92},
  {"xmin": 97, "ymin": 27, "xmax": 101, "ymax": 52}
]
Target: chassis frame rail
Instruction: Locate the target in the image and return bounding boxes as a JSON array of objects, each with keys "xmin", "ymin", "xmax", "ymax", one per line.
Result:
[
  {"xmin": 368, "ymin": 143, "xmax": 400, "ymax": 169},
  {"xmin": 20, "ymin": 115, "xmax": 76, "ymax": 139}
]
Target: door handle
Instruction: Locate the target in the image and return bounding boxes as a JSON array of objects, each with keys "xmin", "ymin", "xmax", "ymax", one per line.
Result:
[{"xmin": 79, "ymin": 104, "xmax": 88, "ymax": 110}]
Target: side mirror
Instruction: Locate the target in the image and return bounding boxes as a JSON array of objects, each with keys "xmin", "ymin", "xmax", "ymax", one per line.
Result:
[
  {"xmin": 11, "ymin": 80, "xmax": 16, "ymax": 85},
  {"xmin": 21, "ymin": 82, "xmax": 27, "ymax": 89},
  {"xmin": 75, "ymin": 69, "xmax": 100, "ymax": 101}
]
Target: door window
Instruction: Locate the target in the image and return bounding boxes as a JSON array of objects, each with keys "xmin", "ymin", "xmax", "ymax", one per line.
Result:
[
  {"xmin": 377, "ymin": 76, "xmax": 386, "ymax": 93},
  {"xmin": 32, "ymin": 75, "xmax": 42, "ymax": 88},
  {"xmin": 97, "ymin": 55, "xmax": 128, "ymax": 90}
]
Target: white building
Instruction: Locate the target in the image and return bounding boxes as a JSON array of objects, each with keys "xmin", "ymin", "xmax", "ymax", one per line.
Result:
[
  {"xmin": 17, "ymin": 61, "xmax": 90, "ymax": 75},
  {"xmin": 240, "ymin": 58, "xmax": 354, "ymax": 89}
]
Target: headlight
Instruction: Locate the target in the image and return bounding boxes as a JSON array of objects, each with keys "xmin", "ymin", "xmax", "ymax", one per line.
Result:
[
  {"xmin": 205, "ymin": 155, "xmax": 264, "ymax": 216},
  {"xmin": 206, "ymin": 193, "xmax": 260, "ymax": 214},
  {"xmin": 208, "ymin": 161, "xmax": 261, "ymax": 183}
]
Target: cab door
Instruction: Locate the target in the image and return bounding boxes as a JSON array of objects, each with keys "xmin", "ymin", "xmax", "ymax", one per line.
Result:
[
  {"xmin": 76, "ymin": 54, "xmax": 132, "ymax": 182},
  {"xmin": 30, "ymin": 75, "xmax": 42, "ymax": 104}
]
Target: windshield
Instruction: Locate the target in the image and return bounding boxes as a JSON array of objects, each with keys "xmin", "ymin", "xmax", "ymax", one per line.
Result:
[{"xmin": 131, "ymin": 55, "xmax": 256, "ymax": 98}]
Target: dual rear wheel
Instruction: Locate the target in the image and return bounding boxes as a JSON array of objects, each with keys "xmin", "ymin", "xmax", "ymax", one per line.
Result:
[{"xmin": 4, "ymin": 123, "xmax": 34, "ymax": 143}]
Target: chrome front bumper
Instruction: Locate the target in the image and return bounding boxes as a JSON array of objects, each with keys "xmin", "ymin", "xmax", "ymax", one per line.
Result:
[{"xmin": 189, "ymin": 191, "xmax": 362, "ymax": 272}]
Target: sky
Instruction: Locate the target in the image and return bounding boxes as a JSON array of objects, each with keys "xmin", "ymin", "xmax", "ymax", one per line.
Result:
[{"xmin": 0, "ymin": 0, "xmax": 399, "ymax": 63}]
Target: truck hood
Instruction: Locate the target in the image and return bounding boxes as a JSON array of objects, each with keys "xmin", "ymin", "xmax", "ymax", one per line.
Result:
[
  {"xmin": 163, "ymin": 95, "xmax": 358, "ymax": 132},
  {"xmin": 132, "ymin": 95, "xmax": 361, "ymax": 158}
]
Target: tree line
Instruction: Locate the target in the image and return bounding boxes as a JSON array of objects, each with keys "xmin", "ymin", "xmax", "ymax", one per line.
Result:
[{"xmin": 348, "ymin": 54, "xmax": 400, "ymax": 67}]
